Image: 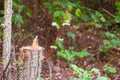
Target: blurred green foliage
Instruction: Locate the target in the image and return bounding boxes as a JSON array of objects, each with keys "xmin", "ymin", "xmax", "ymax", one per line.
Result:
[
  {"xmin": 115, "ymin": 1, "xmax": 120, "ymax": 22},
  {"xmin": 51, "ymin": 38, "xmax": 90, "ymax": 62},
  {"xmin": 104, "ymin": 65, "xmax": 117, "ymax": 73},
  {"xmin": 70, "ymin": 64, "xmax": 110, "ymax": 80},
  {"xmin": 0, "ymin": 0, "xmax": 119, "ymax": 79},
  {"xmin": 44, "ymin": 0, "xmax": 78, "ymax": 28},
  {"xmin": 99, "ymin": 31, "xmax": 120, "ymax": 54},
  {"xmin": 12, "ymin": 0, "xmax": 32, "ymax": 27}
]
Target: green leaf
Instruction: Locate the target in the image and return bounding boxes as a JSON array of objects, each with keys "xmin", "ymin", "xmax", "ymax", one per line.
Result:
[
  {"xmin": 75, "ymin": 8, "xmax": 82, "ymax": 18},
  {"xmin": 95, "ymin": 23, "xmax": 102, "ymax": 28},
  {"xmin": 0, "ymin": 29, "xmax": 3, "ymax": 37},
  {"xmin": 91, "ymin": 13, "xmax": 98, "ymax": 22},
  {"xmin": 24, "ymin": 7, "xmax": 32, "ymax": 17},
  {"xmin": 0, "ymin": 17, "xmax": 4, "ymax": 23},
  {"xmin": 44, "ymin": 2, "xmax": 57, "ymax": 13},
  {"xmin": 103, "ymin": 40, "xmax": 111, "ymax": 45},
  {"xmin": 67, "ymin": 31, "xmax": 76, "ymax": 40},
  {"xmin": 13, "ymin": 14, "xmax": 23, "ymax": 25},
  {"xmin": 115, "ymin": 15, "xmax": 120, "ymax": 23},
  {"xmin": 104, "ymin": 65, "xmax": 117, "ymax": 73},
  {"xmin": 70, "ymin": 64, "xmax": 84, "ymax": 76},
  {"xmin": 13, "ymin": 32, "xmax": 19, "ymax": 38},
  {"xmin": 13, "ymin": 1, "xmax": 18, "ymax": 8},
  {"xmin": 70, "ymin": 77, "xmax": 74, "ymax": 80},
  {"xmin": 54, "ymin": 10, "xmax": 64, "ymax": 18},
  {"xmin": 82, "ymin": 14, "xmax": 90, "ymax": 22},
  {"xmin": 105, "ymin": 32, "xmax": 116, "ymax": 38},
  {"xmin": 18, "ymin": 5, "xmax": 24, "ymax": 13},
  {"xmin": 52, "ymin": 22, "xmax": 60, "ymax": 28},
  {"xmin": 91, "ymin": 68, "xmax": 100, "ymax": 76},
  {"xmin": 39, "ymin": 77, "xmax": 44, "ymax": 80},
  {"xmin": 77, "ymin": 50, "xmax": 90, "ymax": 58},
  {"xmin": 26, "ymin": 12, "xmax": 32, "ymax": 17},
  {"xmin": 53, "ymin": 10, "xmax": 64, "ymax": 26},
  {"xmin": 78, "ymin": 77, "xmax": 92, "ymax": 80},
  {"xmin": 100, "ymin": 17, "xmax": 106, "ymax": 22},
  {"xmin": 50, "ymin": 45, "xmax": 57, "ymax": 49},
  {"xmin": 111, "ymin": 39, "xmax": 120, "ymax": 47},
  {"xmin": 67, "ymin": 1, "xmax": 77, "ymax": 11},
  {"xmin": 97, "ymin": 76, "xmax": 109, "ymax": 80},
  {"xmin": 62, "ymin": 12, "xmax": 72, "ymax": 26},
  {"xmin": 115, "ymin": 1, "xmax": 120, "ymax": 11},
  {"xmin": 70, "ymin": 64, "xmax": 79, "ymax": 70},
  {"xmin": 57, "ymin": 0, "xmax": 67, "ymax": 7},
  {"xmin": 0, "ymin": 10, "xmax": 4, "ymax": 15},
  {"xmin": 57, "ymin": 51, "xmax": 68, "ymax": 59},
  {"xmin": 56, "ymin": 38, "xmax": 64, "ymax": 49},
  {"xmin": 95, "ymin": 12, "xmax": 102, "ymax": 17}
]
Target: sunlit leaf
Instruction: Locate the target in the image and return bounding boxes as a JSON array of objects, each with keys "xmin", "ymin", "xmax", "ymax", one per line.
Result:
[
  {"xmin": 50, "ymin": 45, "xmax": 57, "ymax": 49},
  {"xmin": 75, "ymin": 8, "xmax": 82, "ymax": 18},
  {"xmin": 52, "ymin": 22, "xmax": 60, "ymax": 28},
  {"xmin": 62, "ymin": 12, "xmax": 72, "ymax": 26},
  {"xmin": 91, "ymin": 68, "xmax": 100, "ymax": 76}
]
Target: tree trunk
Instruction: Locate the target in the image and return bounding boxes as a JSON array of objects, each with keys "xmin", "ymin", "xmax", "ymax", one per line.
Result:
[
  {"xmin": 2, "ymin": 0, "xmax": 12, "ymax": 79},
  {"xmin": 18, "ymin": 36, "xmax": 44, "ymax": 80}
]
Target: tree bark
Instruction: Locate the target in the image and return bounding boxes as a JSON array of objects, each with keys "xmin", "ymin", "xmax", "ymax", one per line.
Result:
[
  {"xmin": 18, "ymin": 36, "xmax": 44, "ymax": 80},
  {"xmin": 2, "ymin": 0, "xmax": 12, "ymax": 79}
]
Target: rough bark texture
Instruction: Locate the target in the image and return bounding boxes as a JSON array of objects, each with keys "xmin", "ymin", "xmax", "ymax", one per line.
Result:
[
  {"xmin": 18, "ymin": 36, "xmax": 44, "ymax": 80},
  {"xmin": 2, "ymin": 0, "xmax": 12, "ymax": 79}
]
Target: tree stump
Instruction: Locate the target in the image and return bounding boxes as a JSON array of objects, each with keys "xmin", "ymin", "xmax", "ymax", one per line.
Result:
[{"xmin": 18, "ymin": 36, "xmax": 44, "ymax": 80}]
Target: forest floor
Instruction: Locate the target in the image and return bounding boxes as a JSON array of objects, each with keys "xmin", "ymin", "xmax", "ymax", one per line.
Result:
[
  {"xmin": 40, "ymin": 26, "xmax": 120, "ymax": 80},
  {"xmin": 0, "ymin": 13, "xmax": 120, "ymax": 80}
]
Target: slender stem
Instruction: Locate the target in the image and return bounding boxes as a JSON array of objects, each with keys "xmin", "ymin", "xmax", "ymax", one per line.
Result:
[{"xmin": 44, "ymin": 29, "xmax": 60, "ymax": 60}]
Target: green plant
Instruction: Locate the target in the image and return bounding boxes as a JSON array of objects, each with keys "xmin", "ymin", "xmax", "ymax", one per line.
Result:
[
  {"xmin": 0, "ymin": 10, "xmax": 4, "ymax": 24},
  {"xmin": 99, "ymin": 39, "xmax": 120, "ymax": 54},
  {"xmin": 104, "ymin": 65, "xmax": 117, "ymax": 73},
  {"xmin": 12, "ymin": 0, "xmax": 32, "ymax": 40},
  {"xmin": 12, "ymin": 0, "xmax": 32, "ymax": 26},
  {"xmin": 0, "ymin": 9, "xmax": 4, "ymax": 37},
  {"xmin": 74, "ymin": 5, "xmax": 109, "ymax": 28},
  {"xmin": 39, "ymin": 77, "xmax": 44, "ymax": 80},
  {"xmin": 99, "ymin": 31, "xmax": 120, "ymax": 54},
  {"xmin": 12, "ymin": 1, "xmax": 24, "ymax": 26},
  {"xmin": 70, "ymin": 64, "xmax": 110, "ymax": 80},
  {"xmin": 89, "ymin": 12, "xmax": 106, "ymax": 28},
  {"xmin": 55, "ymin": 38, "xmax": 76, "ymax": 62},
  {"xmin": 54, "ymin": 38, "xmax": 90, "ymax": 62},
  {"xmin": 44, "ymin": 0, "xmax": 79, "ymax": 29},
  {"xmin": 115, "ymin": 1, "xmax": 120, "ymax": 22},
  {"xmin": 67, "ymin": 31, "xmax": 76, "ymax": 40}
]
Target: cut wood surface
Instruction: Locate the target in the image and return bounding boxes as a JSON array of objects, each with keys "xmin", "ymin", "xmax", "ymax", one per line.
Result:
[{"xmin": 19, "ymin": 36, "xmax": 44, "ymax": 80}]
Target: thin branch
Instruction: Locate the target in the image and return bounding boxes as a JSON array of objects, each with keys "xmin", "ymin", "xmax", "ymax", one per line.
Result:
[{"xmin": 100, "ymin": 8, "xmax": 115, "ymax": 18}]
